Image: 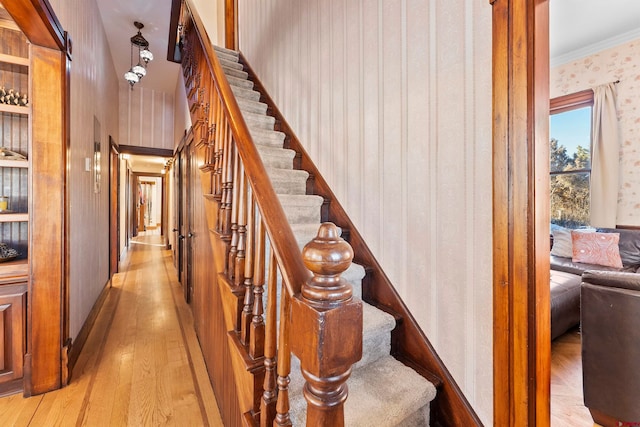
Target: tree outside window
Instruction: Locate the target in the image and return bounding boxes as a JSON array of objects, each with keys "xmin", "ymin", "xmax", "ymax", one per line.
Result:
[{"xmin": 550, "ymin": 91, "xmax": 594, "ymax": 228}]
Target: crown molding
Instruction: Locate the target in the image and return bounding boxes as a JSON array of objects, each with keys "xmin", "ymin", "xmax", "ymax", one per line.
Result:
[{"xmin": 551, "ymin": 27, "xmax": 640, "ymax": 68}]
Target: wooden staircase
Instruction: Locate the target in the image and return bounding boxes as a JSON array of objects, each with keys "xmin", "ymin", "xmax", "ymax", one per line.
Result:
[{"xmin": 172, "ymin": 1, "xmax": 483, "ymax": 425}]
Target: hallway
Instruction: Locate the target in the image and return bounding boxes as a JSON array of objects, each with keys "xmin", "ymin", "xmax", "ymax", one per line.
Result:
[{"xmin": 0, "ymin": 235, "xmax": 223, "ymax": 426}]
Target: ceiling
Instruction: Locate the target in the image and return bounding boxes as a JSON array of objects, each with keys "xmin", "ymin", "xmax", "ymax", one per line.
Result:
[
  {"xmin": 126, "ymin": 154, "xmax": 172, "ymax": 174},
  {"xmin": 95, "ymin": 0, "xmax": 180, "ymax": 94},
  {"xmin": 549, "ymin": 0, "xmax": 640, "ymax": 66}
]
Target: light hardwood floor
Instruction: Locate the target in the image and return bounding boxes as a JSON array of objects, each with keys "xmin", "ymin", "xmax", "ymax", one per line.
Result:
[
  {"xmin": 551, "ymin": 328, "xmax": 595, "ymax": 426},
  {"xmin": 0, "ymin": 235, "xmax": 223, "ymax": 426}
]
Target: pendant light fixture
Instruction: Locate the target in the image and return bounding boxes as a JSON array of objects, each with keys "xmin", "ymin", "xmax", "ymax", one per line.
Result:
[{"xmin": 124, "ymin": 21, "xmax": 154, "ymax": 89}]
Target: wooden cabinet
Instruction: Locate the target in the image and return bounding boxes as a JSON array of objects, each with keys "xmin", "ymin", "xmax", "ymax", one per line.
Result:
[
  {"xmin": 0, "ymin": 12, "xmax": 29, "ymax": 395},
  {"xmin": 0, "ymin": 282, "xmax": 26, "ymax": 395}
]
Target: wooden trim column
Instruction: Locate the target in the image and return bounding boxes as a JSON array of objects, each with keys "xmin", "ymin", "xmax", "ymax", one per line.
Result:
[
  {"xmin": 492, "ymin": 0, "xmax": 550, "ymax": 425},
  {"xmin": 224, "ymin": 0, "xmax": 237, "ymax": 50},
  {"xmin": 2, "ymin": 0, "xmax": 69, "ymax": 395},
  {"xmin": 28, "ymin": 43, "xmax": 66, "ymax": 395}
]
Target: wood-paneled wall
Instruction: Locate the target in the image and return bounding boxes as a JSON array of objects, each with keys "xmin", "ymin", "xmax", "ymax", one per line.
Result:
[
  {"xmin": 238, "ymin": 0, "xmax": 494, "ymax": 423},
  {"xmin": 119, "ymin": 84, "xmax": 175, "ymax": 151},
  {"xmin": 47, "ymin": 0, "xmax": 119, "ymax": 340}
]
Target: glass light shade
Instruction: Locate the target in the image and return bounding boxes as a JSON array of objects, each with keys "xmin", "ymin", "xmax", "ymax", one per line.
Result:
[
  {"xmin": 124, "ymin": 70, "xmax": 139, "ymax": 85},
  {"xmin": 132, "ymin": 64, "xmax": 146, "ymax": 78},
  {"xmin": 140, "ymin": 49, "xmax": 154, "ymax": 63}
]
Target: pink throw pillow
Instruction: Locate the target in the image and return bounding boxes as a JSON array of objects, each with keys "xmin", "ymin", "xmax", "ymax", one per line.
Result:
[{"xmin": 571, "ymin": 231, "xmax": 623, "ymax": 268}]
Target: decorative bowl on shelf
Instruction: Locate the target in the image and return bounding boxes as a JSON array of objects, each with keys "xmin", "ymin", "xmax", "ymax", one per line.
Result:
[{"xmin": 0, "ymin": 242, "xmax": 19, "ymax": 262}]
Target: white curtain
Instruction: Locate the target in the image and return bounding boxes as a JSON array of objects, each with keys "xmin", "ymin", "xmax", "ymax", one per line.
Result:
[{"xmin": 590, "ymin": 83, "xmax": 620, "ymax": 227}]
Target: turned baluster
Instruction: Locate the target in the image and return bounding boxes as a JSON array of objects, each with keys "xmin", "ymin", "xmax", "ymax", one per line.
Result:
[
  {"xmin": 220, "ymin": 122, "xmax": 233, "ymax": 237},
  {"xmin": 240, "ymin": 194, "xmax": 255, "ymax": 344},
  {"xmin": 222, "ymin": 123, "xmax": 234, "ymax": 236},
  {"xmin": 275, "ymin": 286, "xmax": 292, "ymax": 427},
  {"xmin": 227, "ymin": 147, "xmax": 241, "ymax": 279},
  {"xmin": 292, "ymin": 223, "xmax": 363, "ymax": 427},
  {"xmin": 249, "ymin": 215, "xmax": 266, "ymax": 359},
  {"xmin": 260, "ymin": 249, "xmax": 278, "ymax": 427},
  {"xmin": 234, "ymin": 168, "xmax": 247, "ymax": 287},
  {"xmin": 216, "ymin": 113, "xmax": 229, "ymax": 233},
  {"xmin": 213, "ymin": 98, "xmax": 223, "ymax": 198}
]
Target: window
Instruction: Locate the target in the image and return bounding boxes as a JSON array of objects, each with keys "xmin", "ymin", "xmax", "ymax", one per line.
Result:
[{"xmin": 549, "ymin": 90, "xmax": 594, "ymax": 228}]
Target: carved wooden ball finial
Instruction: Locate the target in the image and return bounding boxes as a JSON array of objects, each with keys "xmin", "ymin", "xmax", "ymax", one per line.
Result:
[{"xmin": 301, "ymin": 223, "xmax": 354, "ymax": 306}]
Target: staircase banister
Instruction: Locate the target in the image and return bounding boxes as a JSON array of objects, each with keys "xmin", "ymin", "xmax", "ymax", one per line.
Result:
[{"xmin": 184, "ymin": 0, "xmax": 311, "ymax": 296}]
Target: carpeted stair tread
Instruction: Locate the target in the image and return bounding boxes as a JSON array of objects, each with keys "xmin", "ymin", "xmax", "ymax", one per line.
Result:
[
  {"xmin": 354, "ymin": 302, "xmax": 397, "ymax": 367},
  {"xmin": 249, "ymin": 128, "xmax": 286, "ymax": 148},
  {"xmin": 218, "ymin": 56, "xmax": 244, "ymax": 71},
  {"xmin": 237, "ymin": 98, "xmax": 268, "ymax": 115},
  {"xmin": 226, "ymin": 74, "xmax": 254, "ymax": 90},
  {"xmin": 222, "ymin": 66, "xmax": 249, "ymax": 80},
  {"xmin": 215, "ymin": 50, "xmax": 239, "ymax": 64},
  {"xmin": 213, "ymin": 45, "xmax": 239, "ymax": 58},
  {"xmin": 277, "ymin": 194, "xmax": 324, "ymax": 224},
  {"xmin": 243, "ymin": 111, "xmax": 276, "ymax": 131},
  {"xmin": 289, "ymin": 355, "xmax": 436, "ymax": 426},
  {"xmin": 230, "ymin": 85, "xmax": 261, "ymax": 102},
  {"xmin": 266, "ymin": 168, "xmax": 308, "ymax": 195},
  {"xmin": 256, "ymin": 146, "xmax": 296, "ymax": 169}
]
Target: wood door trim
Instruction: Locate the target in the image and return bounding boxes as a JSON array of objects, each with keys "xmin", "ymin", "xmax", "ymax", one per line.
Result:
[
  {"xmin": 109, "ymin": 139, "xmax": 119, "ymax": 277},
  {"xmin": 0, "ymin": 0, "xmax": 65, "ymax": 51},
  {"xmin": 492, "ymin": 0, "xmax": 551, "ymax": 425},
  {"xmin": 224, "ymin": 0, "xmax": 237, "ymax": 50}
]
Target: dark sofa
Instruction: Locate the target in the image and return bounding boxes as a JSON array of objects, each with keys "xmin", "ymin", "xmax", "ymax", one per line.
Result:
[
  {"xmin": 550, "ymin": 227, "xmax": 640, "ymax": 340},
  {"xmin": 580, "ymin": 270, "xmax": 640, "ymax": 426}
]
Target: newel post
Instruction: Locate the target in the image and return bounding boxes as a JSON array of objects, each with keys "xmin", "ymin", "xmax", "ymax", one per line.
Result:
[{"xmin": 291, "ymin": 223, "xmax": 363, "ymax": 426}]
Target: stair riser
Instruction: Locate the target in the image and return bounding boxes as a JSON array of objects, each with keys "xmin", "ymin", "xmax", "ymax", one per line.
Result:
[
  {"xmin": 218, "ymin": 57, "xmax": 244, "ymax": 71},
  {"xmin": 258, "ymin": 152, "xmax": 294, "ymax": 170},
  {"xmin": 280, "ymin": 205, "xmax": 320, "ymax": 224},
  {"xmin": 213, "ymin": 45, "xmax": 239, "ymax": 58},
  {"xmin": 231, "ymin": 85, "xmax": 261, "ymax": 102},
  {"xmin": 250, "ymin": 131, "xmax": 285, "ymax": 148},
  {"xmin": 227, "ymin": 76, "xmax": 254, "ymax": 90},
  {"xmin": 269, "ymin": 178, "xmax": 307, "ymax": 195},
  {"xmin": 216, "ymin": 51, "xmax": 239, "ymax": 63},
  {"xmin": 246, "ymin": 117, "xmax": 275, "ymax": 131},
  {"xmin": 222, "ymin": 66, "xmax": 249, "ymax": 80},
  {"xmin": 238, "ymin": 100, "xmax": 268, "ymax": 115}
]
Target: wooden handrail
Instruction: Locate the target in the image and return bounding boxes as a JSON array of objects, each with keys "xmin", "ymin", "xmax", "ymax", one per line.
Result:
[{"xmin": 185, "ymin": 0, "xmax": 311, "ymax": 296}]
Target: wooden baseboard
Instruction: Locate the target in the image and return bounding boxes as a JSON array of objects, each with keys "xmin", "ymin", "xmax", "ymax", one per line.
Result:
[
  {"xmin": 67, "ymin": 279, "xmax": 111, "ymax": 377},
  {"xmin": 0, "ymin": 378, "xmax": 23, "ymax": 398}
]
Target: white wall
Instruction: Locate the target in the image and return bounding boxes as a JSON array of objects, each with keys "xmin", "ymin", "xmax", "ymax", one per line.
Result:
[
  {"xmin": 47, "ymin": 0, "xmax": 119, "ymax": 340},
  {"xmin": 190, "ymin": 0, "xmax": 225, "ymax": 47},
  {"xmin": 119, "ymin": 84, "xmax": 175, "ymax": 150},
  {"xmin": 238, "ymin": 0, "xmax": 493, "ymax": 423}
]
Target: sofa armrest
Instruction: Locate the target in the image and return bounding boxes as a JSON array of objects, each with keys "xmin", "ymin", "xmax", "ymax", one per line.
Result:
[
  {"xmin": 582, "ymin": 270, "xmax": 640, "ymax": 292},
  {"xmin": 581, "ymin": 271, "xmax": 640, "ymax": 422}
]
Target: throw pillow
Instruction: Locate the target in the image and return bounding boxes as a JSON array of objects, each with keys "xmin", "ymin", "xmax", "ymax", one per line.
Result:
[
  {"xmin": 596, "ymin": 228, "xmax": 640, "ymax": 267},
  {"xmin": 551, "ymin": 227, "xmax": 573, "ymax": 258},
  {"xmin": 571, "ymin": 231, "xmax": 623, "ymax": 268}
]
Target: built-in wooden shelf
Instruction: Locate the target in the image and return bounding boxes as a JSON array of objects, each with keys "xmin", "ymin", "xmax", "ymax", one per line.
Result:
[
  {"xmin": 0, "ymin": 104, "xmax": 28, "ymax": 115},
  {"xmin": 0, "ymin": 258, "xmax": 28, "ymax": 283},
  {"xmin": 0, "ymin": 53, "xmax": 28, "ymax": 67},
  {"xmin": 0, "ymin": 212, "xmax": 27, "ymax": 222},
  {"xmin": 0, "ymin": 159, "xmax": 27, "ymax": 168}
]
